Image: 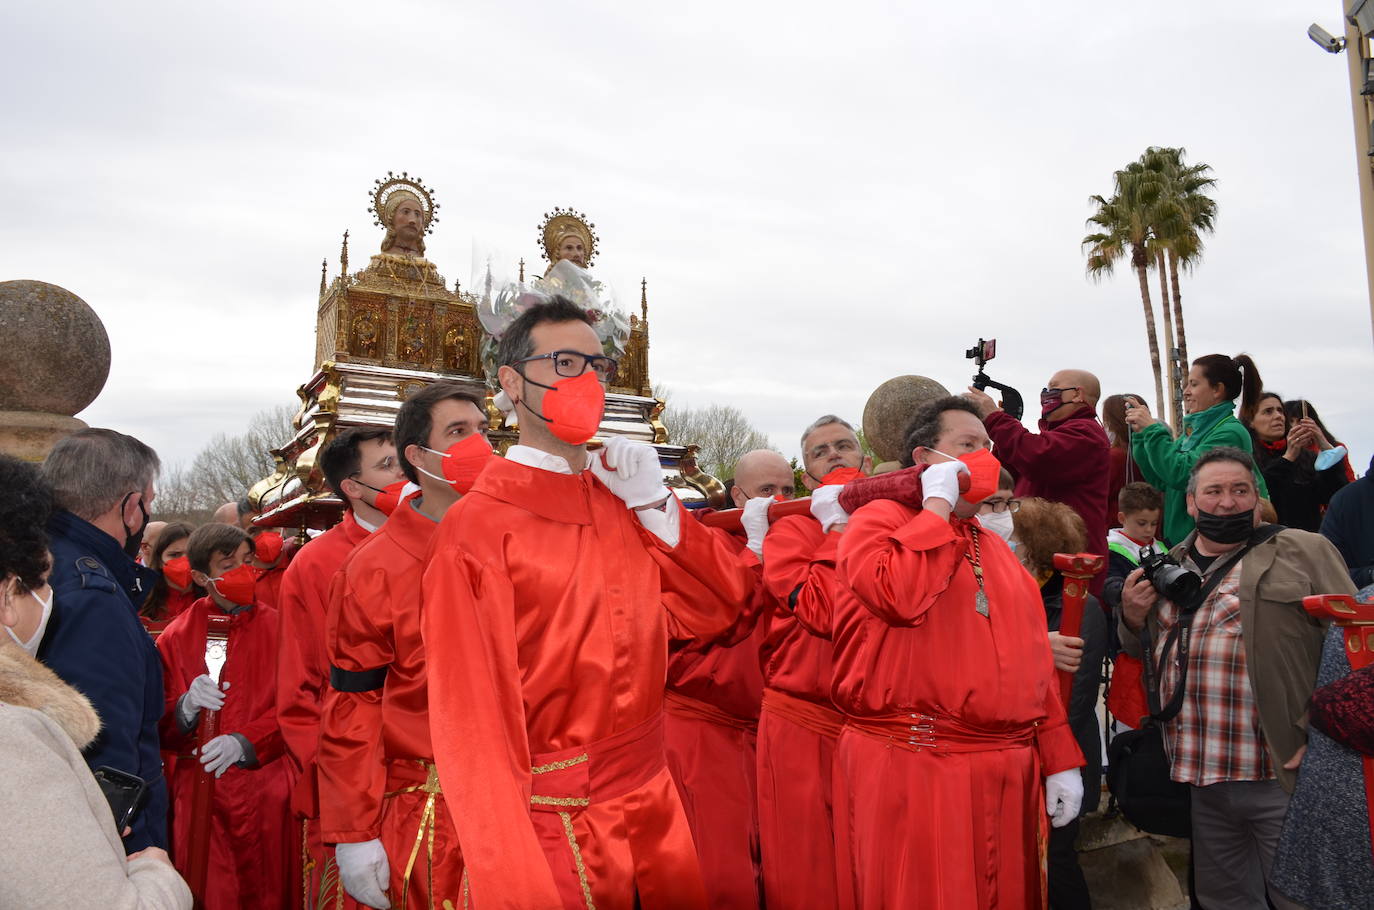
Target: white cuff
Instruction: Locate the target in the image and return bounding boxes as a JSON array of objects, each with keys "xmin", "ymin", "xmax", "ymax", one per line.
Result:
[{"xmin": 634, "ymin": 494, "xmax": 681, "ymax": 548}]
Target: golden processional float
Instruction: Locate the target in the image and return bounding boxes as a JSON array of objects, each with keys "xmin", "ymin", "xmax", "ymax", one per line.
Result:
[{"xmin": 249, "ymin": 172, "xmax": 724, "ymax": 528}]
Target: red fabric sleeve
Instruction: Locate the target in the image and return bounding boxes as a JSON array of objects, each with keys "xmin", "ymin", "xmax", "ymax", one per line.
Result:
[
  {"xmin": 318, "ymin": 564, "xmax": 392, "ymax": 843},
  {"xmin": 422, "ymin": 547, "xmax": 564, "ymax": 909},
  {"xmin": 761, "ymin": 516, "xmax": 840, "ymax": 638},
  {"xmin": 985, "ymin": 411, "xmax": 1104, "ymax": 485},
  {"xmin": 155, "ymin": 611, "xmax": 196, "ymax": 753},
  {"xmin": 229, "ymin": 614, "xmax": 286, "ymax": 766},
  {"xmin": 647, "ymin": 501, "xmax": 755, "ymax": 645},
  {"xmin": 275, "ymin": 559, "xmax": 331, "ymax": 789},
  {"xmin": 838, "ymin": 503, "xmax": 964, "ymax": 628}
]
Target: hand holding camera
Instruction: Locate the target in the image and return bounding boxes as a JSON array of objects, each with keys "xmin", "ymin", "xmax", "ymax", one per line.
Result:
[{"xmin": 1122, "ymin": 397, "xmax": 1155, "ymax": 432}]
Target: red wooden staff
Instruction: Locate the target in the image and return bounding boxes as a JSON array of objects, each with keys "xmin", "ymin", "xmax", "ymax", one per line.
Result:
[
  {"xmin": 186, "ymin": 612, "xmax": 233, "ymax": 909},
  {"xmin": 1052, "ymin": 553, "xmax": 1104, "ymax": 709},
  {"xmin": 1303, "ymin": 593, "xmax": 1374, "ymax": 863},
  {"xmin": 699, "ymin": 497, "xmax": 813, "ymax": 531}
]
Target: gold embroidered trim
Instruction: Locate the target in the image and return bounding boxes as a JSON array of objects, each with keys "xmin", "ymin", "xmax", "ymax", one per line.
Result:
[
  {"xmin": 559, "ymin": 811, "xmax": 597, "ymax": 910},
  {"xmin": 530, "ymin": 795, "xmax": 591, "ymax": 807},
  {"xmin": 531, "ymin": 753, "xmax": 589, "ymax": 774}
]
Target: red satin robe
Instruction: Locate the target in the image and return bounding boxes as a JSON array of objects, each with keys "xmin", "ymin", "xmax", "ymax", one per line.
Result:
[
  {"xmin": 157, "ymin": 597, "xmax": 291, "ymax": 910},
  {"xmin": 276, "ymin": 511, "xmax": 372, "ymax": 907},
  {"xmin": 422, "ymin": 455, "xmax": 755, "ymax": 910},
  {"xmin": 319, "ymin": 500, "xmax": 462, "ymax": 908},
  {"xmin": 756, "ymin": 514, "xmax": 845, "ymax": 910},
  {"xmin": 663, "ymin": 525, "xmax": 766, "ymax": 909},
  {"xmin": 833, "ymin": 504, "xmax": 1084, "ymax": 910}
]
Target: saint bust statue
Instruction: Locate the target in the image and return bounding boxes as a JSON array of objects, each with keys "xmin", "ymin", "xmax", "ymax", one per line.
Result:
[
  {"xmin": 370, "ymin": 172, "xmax": 440, "ymax": 260},
  {"xmin": 539, "ymin": 208, "xmax": 598, "ymax": 276}
]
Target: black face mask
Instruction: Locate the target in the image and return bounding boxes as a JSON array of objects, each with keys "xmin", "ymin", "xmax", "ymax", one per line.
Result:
[
  {"xmin": 1194, "ymin": 507, "xmax": 1254, "ymax": 545},
  {"xmin": 121, "ymin": 492, "xmax": 150, "ymax": 559}
]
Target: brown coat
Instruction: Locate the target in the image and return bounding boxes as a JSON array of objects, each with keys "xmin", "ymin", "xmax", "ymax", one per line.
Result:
[
  {"xmin": 1120, "ymin": 526, "xmax": 1357, "ymax": 792},
  {"xmin": 0, "ymin": 640, "xmax": 192, "ymax": 909}
]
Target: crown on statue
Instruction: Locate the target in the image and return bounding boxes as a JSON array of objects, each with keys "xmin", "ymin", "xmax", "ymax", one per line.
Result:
[
  {"xmin": 370, "ymin": 171, "xmax": 439, "ymax": 234},
  {"xmin": 539, "ymin": 207, "xmax": 598, "ymax": 266}
]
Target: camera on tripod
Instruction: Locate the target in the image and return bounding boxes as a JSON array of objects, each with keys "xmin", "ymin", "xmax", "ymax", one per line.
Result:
[{"xmin": 1139, "ymin": 549, "xmax": 1202, "ymax": 605}]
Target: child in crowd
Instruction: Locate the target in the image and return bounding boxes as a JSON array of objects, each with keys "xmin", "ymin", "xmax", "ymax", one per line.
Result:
[
  {"xmin": 1103, "ymin": 482, "xmax": 1164, "ymax": 731},
  {"xmin": 1102, "ymin": 482, "xmax": 1165, "ymax": 611},
  {"xmin": 156, "ymin": 523, "xmax": 291, "ymax": 910}
]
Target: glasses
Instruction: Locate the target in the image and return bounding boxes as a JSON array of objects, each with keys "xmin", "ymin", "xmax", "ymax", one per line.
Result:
[
  {"xmin": 1041, "ymin": 386, "xmax": 1081, "ymax": 397},
  {"xmin": 977, "ymin": 498, "xmax": 1021, "ymax": 514},
  {"xmin": 808, "ymin": 438, "xmax": 859, "ymax": 460},
  {"xmin": 351, "ymin": 455, "xmax": 397, "ymax": 478},
  {"xmin": 516, "ymin": 350, "xmax": 619, "ymax": 383}
]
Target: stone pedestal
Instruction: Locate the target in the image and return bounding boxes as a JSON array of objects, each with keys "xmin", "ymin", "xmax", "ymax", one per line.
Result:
[
  {"xmin": 0, "ymin": 279, "xmax": 111, "ymax": 459},
  {"xmin": 0, "ymin": 411, "xmax": 87, "ymax": 462}
]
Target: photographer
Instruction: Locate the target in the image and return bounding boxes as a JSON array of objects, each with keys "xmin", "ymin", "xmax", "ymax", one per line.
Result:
[{"xmin": 1119, "ymin": 447, "xmax": 1354, "ymax": 910}]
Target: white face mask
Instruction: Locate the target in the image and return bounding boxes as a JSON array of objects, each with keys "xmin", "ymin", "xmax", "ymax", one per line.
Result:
[
  {"xmin": 977, "ymin": 509, "xmax": 1015, "ymax": 543},
  {"xmin": 6, "ymin": 588, "xmax": 54, "ymax": 658}
]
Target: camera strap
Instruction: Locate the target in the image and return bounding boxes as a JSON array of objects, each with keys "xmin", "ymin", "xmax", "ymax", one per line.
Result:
[{"xmin": 1140, "ymin": 524, "xmax": 1284, "ymax": 723}]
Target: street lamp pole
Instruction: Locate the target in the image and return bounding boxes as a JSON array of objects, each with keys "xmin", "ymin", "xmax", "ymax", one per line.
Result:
[{"xmin": 1342, "ymin": 11, "xmax": 1374, "ymax": 343}]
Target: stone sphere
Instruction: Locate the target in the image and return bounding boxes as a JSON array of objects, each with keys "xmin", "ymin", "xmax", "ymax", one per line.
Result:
[
  {"xmin": 0, "ymin": 280, "xmax": 111, "ymax": 416},
  {"xmin": 862, "ymin": 375, "xmax": 951, "ymax": 464}
]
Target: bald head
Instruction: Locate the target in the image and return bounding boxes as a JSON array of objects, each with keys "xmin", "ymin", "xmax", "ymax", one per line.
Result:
[
  {"xmin": 1050, "ymin": 369, "xmax": 1100, "ymax": 405},
  {"xmin": 212, "ymin": 502, "xmax": 239, "ymax": 525},
  {"xmin": 730, "ymin": 449, "xmax": 795, "ymax": 508},
  {"xmin": 138, "ymin": 520, "xmax": 168, "ymax": 566}
]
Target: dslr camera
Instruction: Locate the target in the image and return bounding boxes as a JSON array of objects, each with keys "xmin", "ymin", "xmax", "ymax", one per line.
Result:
[{"xmin": 1139, "ymin": 549, "xmax": 1202, "ymax": 605}]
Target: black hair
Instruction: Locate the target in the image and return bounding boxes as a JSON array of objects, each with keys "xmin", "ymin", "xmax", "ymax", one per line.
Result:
[
  {"xmin": 394, "ymin": 383, "xmax": 486, "ymax": 484},
  {"xmin": 320, "ymin": 427, "xmax": 394, "ymax": 502},
  {"xmin": 1282, "ymin": 399, "xmax": 1343, "ymax": 448},
  {"xmin": 494, "ymin": 296, "xmax": 595, "ymax": 368},
  {"xmin": 1192, "ymin": 353, "xmax": 1264, "ymax": 423},
  {"xmin": 899, "ymin": 396, "xmax": 984, "ymax": 468},
  {"xmin": 1187, "ymin": 446, "xmax": 1257, "ymax": 494},
  {"xmin": 0, "ymin": 456, "xmax": 54, "ymax": 592}
]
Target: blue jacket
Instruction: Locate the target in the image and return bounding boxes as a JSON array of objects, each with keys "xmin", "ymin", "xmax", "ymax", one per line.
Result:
[
  {"xmin": 1321, "ymin": 454, "xmax": 1374, "ymax": 587},
  {"xmin": 38, "ymin": 510, "xmax": 168, "ymax": 852}
]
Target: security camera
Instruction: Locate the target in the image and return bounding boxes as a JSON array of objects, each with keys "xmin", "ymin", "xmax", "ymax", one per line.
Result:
[{"xmin": 1309, "ymin": 23, "xmax": 1346, "ymax": 53}]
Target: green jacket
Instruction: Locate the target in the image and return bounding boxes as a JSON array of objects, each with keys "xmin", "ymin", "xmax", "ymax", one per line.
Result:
[{"xmin": 1131, "ymin": 402, "xmax": 1269, "ymax": 546}]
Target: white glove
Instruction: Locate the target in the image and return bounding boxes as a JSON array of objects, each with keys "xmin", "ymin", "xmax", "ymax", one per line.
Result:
[
  {"xmin": 591, "ymin": 436, "xmax": 669, "ymax": 509},
  {"xmin": 1045, "ymin": 768, "xmax": 1083, "ymax": 828},
  {"xmin": 742, "ymin": 497, "xmax": 772, "ymax": 559},
  {"xmin": 198, "ymin": 733, "xmax": 246, "ymax": 778},
  {"xmin": 179, "ymin": 674, "xmax": 228, "ymax": 725},
  {"xmin": 809, "ymin": 485, "xmax": 850, "ymax": 533},
  {"xmin": 919, "ymin": 460, "xmax": 969, "ymax": 509},
  {"xmin": 337, "ymin": 839, "xmax": 392, "ymax": 909}
]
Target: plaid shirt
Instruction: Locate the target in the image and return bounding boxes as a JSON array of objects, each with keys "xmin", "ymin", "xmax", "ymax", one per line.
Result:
[{"xmin": 1154, "ymin": 556, "xmax": 1275, "ymax": 786}]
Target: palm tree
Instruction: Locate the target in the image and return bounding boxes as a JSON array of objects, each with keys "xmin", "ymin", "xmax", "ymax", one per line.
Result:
[
  {"xmin": 1083, "ymin": 168, "xmax": 1172, "ymax": 421},
  {"xmin": 1141, "ymin": 146, "xmax": 1217, "ymax": 370}
]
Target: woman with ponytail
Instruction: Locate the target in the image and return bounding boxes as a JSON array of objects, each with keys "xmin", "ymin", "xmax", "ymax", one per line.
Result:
[{"xmin": 1123, "ymin": 353, "xmax": 1269, "ymax": 545}]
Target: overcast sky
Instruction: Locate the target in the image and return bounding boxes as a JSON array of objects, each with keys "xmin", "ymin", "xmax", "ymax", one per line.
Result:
[{"xmin": 5, "ymin": 0, "xmax": 1372, "ymax": 481}]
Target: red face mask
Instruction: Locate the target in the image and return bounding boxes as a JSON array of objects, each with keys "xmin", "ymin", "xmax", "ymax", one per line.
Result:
[
  {"xmin": 522, "ymin": 370, "xmax": 605, "ymax": 445},
  {"xmin": 820, "ymin": 466, "xmax": 866, "ymax": 486},
  {"xmin": 162, "ymin": 555, "xmax": 192, "ymax": 592},
  {"xmin": 253, "ymin": 532, "xmax": 284, "ymax": 564},
  {"xmin": 957, "ymin": 448, "xmax": 1003, "ymax": 504},
  {"xmin": 418, "ymin": 433, "xmax": 494, "ymax": 495},
  {"xmin": 207, "ymin": 564, "xmax": 257, "ymax": 607},
  {"xmin": 366, "ymin": 480, "xmax": 414, "ymax": 516}
]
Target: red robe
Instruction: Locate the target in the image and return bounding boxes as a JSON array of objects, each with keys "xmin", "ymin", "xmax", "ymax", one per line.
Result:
[
  {"xmin": 276, "ymin": 511, "xmax": 372, "ymax": 907},
  {"xmin": 255, "ymin": 563, "xmax": 286, "ymax": 610},
  {"xmin": 663, "ymin": 525, "xmax": 766, "ymax": 909},
  {"xmin": 319, "ymin": 500, "xmax": 462, "ymax": 908},
  {"xmin": 157, "ymin": 597, "xmax": 291, "ymax": 910},
  {"xmin": 833, "ymin": 504, "xmax": 1084, "ymax": 910},
  {"xmin": 756, "ymin": 514, "xmax": 845, "ymax": 910},
  {"xmin": 422, "ymin": 454, "xmax": 755, "ymax": 910}
]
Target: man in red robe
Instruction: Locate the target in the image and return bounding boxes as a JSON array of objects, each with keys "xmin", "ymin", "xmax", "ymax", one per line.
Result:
[
  {"xmin": 157, "ymin": 523, "xmax": 291, "ymax": 909},
  {"xmin": 249, "ymin": 529, "xmax": 290, "ymax": 609},
  {"xmin": 319, "ymin": 383, "xmax": 491, "ymax": 910},
  {"xmin": 665, "ymin": 448, "xmax": 795, "ymax": 908},
  {"xmin": 277, "ymin": 427, "xmax": 405, "ymax": 909},
  {"xmin": 828, "ymin": 396, "xmax": 1085, "ymax": 909},
  {"xmin": 754, "ymin": 414, "xmax": 869, "ymax": 910},
  {"xmin": 422, "ymin": 296, "xmax": 755, "ymax": 909}
]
